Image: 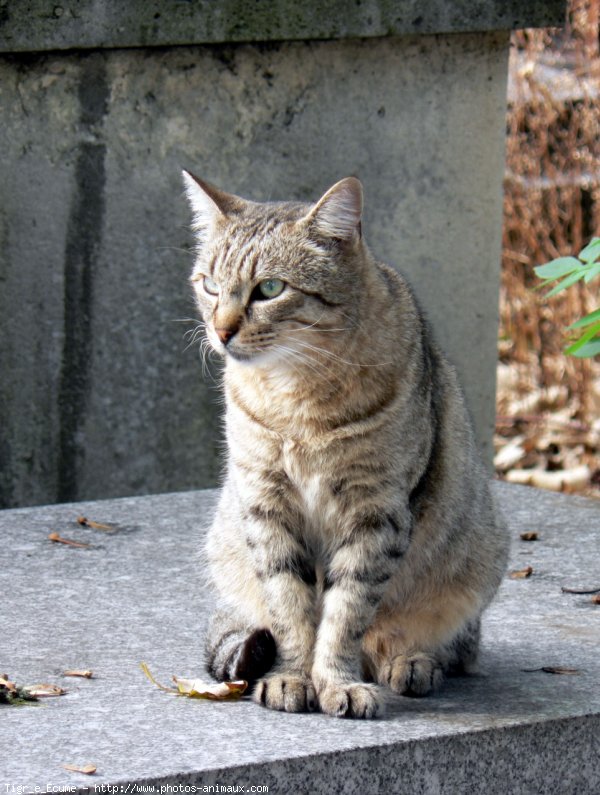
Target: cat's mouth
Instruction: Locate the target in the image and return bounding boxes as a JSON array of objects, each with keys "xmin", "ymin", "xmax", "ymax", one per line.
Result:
[
  {"xmin": 213, "ymin": 336, "xmax": 274, "ymax": 365},
  {"xmin": 225, "ymin": 348, "xmax": 255, "ymax": 363}
]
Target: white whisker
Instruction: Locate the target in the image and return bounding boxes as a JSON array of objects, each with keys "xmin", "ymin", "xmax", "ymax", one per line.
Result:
[
  {"xmin": 290, "ymin": 338, "xmax": 393, "ymax": 368},
  {"xmin": 273, "ymin": 344, "xmax": 344, "ymax": 393}
]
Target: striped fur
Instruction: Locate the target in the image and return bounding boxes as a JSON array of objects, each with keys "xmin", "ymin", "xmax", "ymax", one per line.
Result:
[{"xmin": 184, "ymin": 174, "xmax": 509, "ymax": 719}]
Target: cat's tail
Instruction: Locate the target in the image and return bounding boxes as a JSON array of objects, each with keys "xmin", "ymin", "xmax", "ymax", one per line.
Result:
[{"xmin": 205, "ymin": 610, "xmax": 277, "ymax": 684}]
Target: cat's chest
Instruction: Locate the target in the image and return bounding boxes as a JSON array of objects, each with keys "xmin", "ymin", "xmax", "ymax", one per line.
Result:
[{"xmin": 282, "ymin": 440, "xmax": 337, "ymax": 530}]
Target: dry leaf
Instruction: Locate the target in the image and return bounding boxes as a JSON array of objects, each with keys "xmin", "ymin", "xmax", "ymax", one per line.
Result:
[
  {"xmin": 77, "ymin": 516, "xmax": 114, "ymax": 531},
  {"xmin": 509, "ymin": 566, "xmax": 534, "ymax": 579},
  {"xmin": 520, "ymin": 531, "xmax": 539, "ymax": 541},
  {"xmin": 63, "ymin": 670, "xmax": 93, "ymax": 679},
  {"xmin": 0, "ymin": 676, "xmax": 39, "ymax": 704},
  {"xmin": 63, "ymin": 764, "xmax": 97, "ymax": 775},
  {"xmin": 592, "ymin": 594, "xmax": 600, "ymax": 605},
  {"xmin": 140, "ymin": 661, "xmax": 178, "ymax": 693},
  {"xmin": 48, "ymin": 532, "xmax": 90, "ymax": 549},
  {"xmin": 0, "ymin": 676, "xmax": 17, "ymax": 692},
  {"xmin": 172, "ymin": 676, "xmax": 247, "ymax": 700},
  {"xmin": 1, "ymin": 676, "xmax": 66, "ymax": 704},
  {"xmin": 24, "ymin": 683, "xmax": 66, "ymax": 697},
  {"xmin": 140, "ymin": 662, "xmax": 247, "ymax": 700}
]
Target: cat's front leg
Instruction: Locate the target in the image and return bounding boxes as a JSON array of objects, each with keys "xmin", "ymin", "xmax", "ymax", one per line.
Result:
[
  {"xmin": 313, "ymin": 509, "xmax": 410, "ymax": 719},
  {"xmin": 244, "ymin": 502, "xmax": 319, "ymax": 713}
]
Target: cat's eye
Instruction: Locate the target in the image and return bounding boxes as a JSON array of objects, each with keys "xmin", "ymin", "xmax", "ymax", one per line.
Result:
[
  {"xmin": 203, "ymin": 275, "xmax": 219, "ymax": 296},
  {"xmin": 257, "ymin": 278, "xmax": 285, "ymax": 299}
]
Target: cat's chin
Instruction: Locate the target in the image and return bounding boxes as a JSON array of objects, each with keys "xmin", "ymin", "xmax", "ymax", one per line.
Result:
[{"xmin": 225, "ymin": 348, "xmax": 282, "ymax": 368}]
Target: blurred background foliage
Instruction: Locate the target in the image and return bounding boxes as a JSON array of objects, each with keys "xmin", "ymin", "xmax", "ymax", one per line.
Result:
[{"xmin": 496, "ymin": 0, "xmax": 599, "ymax": 496}]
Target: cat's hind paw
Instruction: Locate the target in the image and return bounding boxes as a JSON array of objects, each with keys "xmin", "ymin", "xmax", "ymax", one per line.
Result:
[
  {"xmin": 382, "ymin": 652, "xmax": 444, "ymax": 697},
  {"xmin": 317, "ymin": 682, "xmax": 384, "ymax": 719},
  {"xmin": 253, "ymin": 673, "xmax": 317, "ymax": 713}
]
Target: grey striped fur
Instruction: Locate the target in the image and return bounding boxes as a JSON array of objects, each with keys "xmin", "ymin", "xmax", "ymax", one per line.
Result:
[{"xmin": 184, "ymin": 173, "xmax": 509, "ymax": 719}]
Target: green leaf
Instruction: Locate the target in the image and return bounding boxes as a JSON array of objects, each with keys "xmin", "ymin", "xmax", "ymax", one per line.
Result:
[
  {"xmin": 578, "ymin": 237, "xmax": 600, "ymax": 263},
  {"xmin": 534, "ymin": 257, "xmax": 581, "ymax": 279},
  {"xmin": 571, "ymin": 337, "xmax": 600, "ymax": 358},
  {"xmin": 568, "ymin": 308, "xmax": 600, "ymax": 330},
  {"xmin": 583, "ymin": 262, "xmax": 600, "ymax": 283},
  {"xmin": 565, "ymin": 321, "xmax": 600, "ymax": 355},
  {"xmin": 545, "ymin": 269, "xmax": 586, "ymax": 298}
]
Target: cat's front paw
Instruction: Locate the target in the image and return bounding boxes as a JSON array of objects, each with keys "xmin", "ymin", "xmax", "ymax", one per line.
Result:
[
  {"xmin": 317, "ymin": 681, "xmax": 384, "ymax": 719},
  {"xmin": 381, "ymin": 652, "xmax": 443, "ymax": 696},
  {"xmin": 253, "ymin": 672, "xmax": 317, "ymax": 713}
]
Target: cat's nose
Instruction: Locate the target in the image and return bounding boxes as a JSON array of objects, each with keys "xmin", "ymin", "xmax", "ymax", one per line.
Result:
[{"xmin": 215, "ymin": 326, "xmax": 238, "ymax": 345}]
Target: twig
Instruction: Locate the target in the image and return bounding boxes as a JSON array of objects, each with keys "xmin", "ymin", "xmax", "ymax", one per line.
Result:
[
  {"xmin": 496, "ymin": 415, "xmax": 590, "ymax": 431},
  {"xmin": 48, "ymin": 532, "xmax": 90, "ymax": 549},
  {"xmin": 77, "ymin": 516, "xmax": 114, "ymax": 531}
]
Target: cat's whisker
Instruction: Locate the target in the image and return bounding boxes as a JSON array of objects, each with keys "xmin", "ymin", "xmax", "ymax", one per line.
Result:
[
  {"xmin": 299, "ymin": 340, "xmax": 390, "ymax": 368},
  {"xmin": 292, "ymin": 323, "xmax": 349, "ymax": 334},
  {"xmin": 199, "ymin": 339, "xmax": 224, "ymax": 386},
  {"xmin": 273, "ymin": 344, "xmax": 344, "ymax": 391},
  {"xmin": 183, "ymin": 325, "xmax": 204, "ymax": 342},
  {"xmin": 157, "ymin": 246, "xmax": 195, "ymax": 256},
  {"xmin": 290, "ymin": 338, "xmax": 394, "ymax": 368},
  {"xmin": 288, "ymin": 312, "xmax": 350, "ymax": 335},
  {"xmin": 183, "ymin": 324, "xmax": 207, "ymax": 353}
]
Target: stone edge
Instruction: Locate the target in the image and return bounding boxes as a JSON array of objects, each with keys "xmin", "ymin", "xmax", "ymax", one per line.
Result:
[{"xmin": 0, "ymin": 0, "xmax": 566, "ymax": 54}]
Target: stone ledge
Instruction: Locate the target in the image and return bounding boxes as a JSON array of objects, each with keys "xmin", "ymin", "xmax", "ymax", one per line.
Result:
[
  {"xmin": 0, "ymin": 0, "xmax": 565, "ymax": 54},
  {"xmin": 1, "ymin": 482, "xmax": 599, "ymax": 794}
]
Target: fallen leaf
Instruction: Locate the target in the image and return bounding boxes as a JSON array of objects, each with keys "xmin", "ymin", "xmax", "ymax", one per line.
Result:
[
  {"xmin": 63, "ymin": 764, "xmax": 97, "ymax": 775},
  {"xmin": 592, "ymin": 594, "xmax": 600, "ymax": 605},
  {"xmin": 63, "ymin": 670, "xmax": 93, "ymax": 679},
  {"xmin": 522, "ymin": 666, "xmax": 579, "ymax": 675},
  {"xmin": 0, "ymin": 676, "xmax": 17, "ymax": 692},
  {"xmin": 509, "ymin": 566, "xmax": 534, "ymax": 579},
  {"xmin": 140, "ymin": 661, "xmax": 178, "ymax": 693},
  {"xmin": 77, "ymin": 516, "xmax": 114, "ymax": 531},
  {"xmin": 48, "ymin": 532, "xmax": 90, "ymax": 549},
  {"xmin": 172, "ymin": 676, "xmax": 247, "ymax": 700},
  {"xmin": 140, "ymin": 662, "xmax": 247, "ymax": 700},
  {"xmin": 520, "ymin": 531, "xmax": 539, "ymax": 541},
  {"xmin": 23, "ymin": 683, "xmax": 66, "ymax": 697},
  {"xmin": 0, "ymin": 676, "xmax": 40, "ymax": 705}
]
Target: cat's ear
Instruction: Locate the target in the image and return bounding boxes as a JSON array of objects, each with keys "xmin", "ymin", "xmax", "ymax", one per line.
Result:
[
  {"xmin": 182, "ymin": 170, "xmax": 240, "ymax": 235},
  {"xmin": 305, "ymin": 177, "xmax": 363, "ymax": 242}
]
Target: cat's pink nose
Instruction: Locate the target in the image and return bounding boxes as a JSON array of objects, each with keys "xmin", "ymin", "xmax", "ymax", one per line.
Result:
[{"xmin": 216, "ymin": 326, "xmax": 237, "ymax": 345}]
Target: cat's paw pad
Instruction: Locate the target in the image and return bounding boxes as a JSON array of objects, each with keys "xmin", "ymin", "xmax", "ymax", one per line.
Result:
[
  {"xmin": 317, "ymin": 682, "xmax": 384, "ymax": 719},
  {"xmin": 384, "ymin": 652, "xmax": 443, "ymax": 696},
  {"xmin": 253, "ymin": 673, "xmax": 317, "ymax": 713}
]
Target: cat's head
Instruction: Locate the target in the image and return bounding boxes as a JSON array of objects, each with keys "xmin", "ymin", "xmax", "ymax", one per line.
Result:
[{"xmin": 183, "ymin": 172, "xmax": 366, "ymax": 369}]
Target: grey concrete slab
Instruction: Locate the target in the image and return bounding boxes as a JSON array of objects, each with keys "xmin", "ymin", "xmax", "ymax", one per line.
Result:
[
  {"xmin": 0, "ymin": 1, "xmax": 566, "ymax": 54},
  {"xmin": 1, "ymin": 482, "xmax": 599, "ymax": 794}
]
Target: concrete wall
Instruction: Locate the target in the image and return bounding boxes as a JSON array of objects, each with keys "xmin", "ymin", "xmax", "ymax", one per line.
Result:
[
  {"xmin": 0, "ymin": 1, "xmax": 565, "ymax": 51},
  {"xmin": 0, "ymin": 4, "xmax": 565, "ymax": 508}
]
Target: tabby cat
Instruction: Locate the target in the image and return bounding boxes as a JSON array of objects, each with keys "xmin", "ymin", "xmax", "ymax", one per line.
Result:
[{"xmin": 183, "ymin": 171, "xmax": 509, "ymax": 719}]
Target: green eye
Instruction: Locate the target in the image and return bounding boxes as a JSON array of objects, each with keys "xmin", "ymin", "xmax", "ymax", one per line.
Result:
[
  {"xmin": 203, "ymin": 275, "xmax": 219, "ymax": 296},
  {"xmin": 258, "ymin": 278, "xmax": 285, "ymax": 299}
]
